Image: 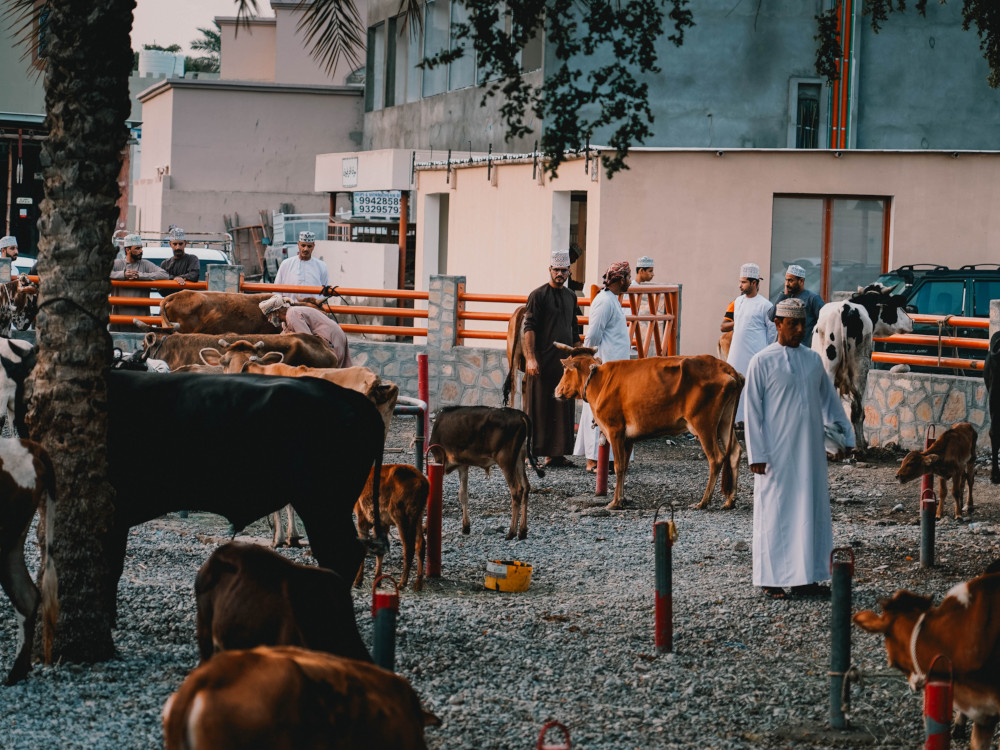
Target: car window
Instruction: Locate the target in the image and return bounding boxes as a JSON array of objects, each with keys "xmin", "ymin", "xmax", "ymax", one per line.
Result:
[
  {"xmin": 973, "ymin": 280, "xmax": 1000, "ymax": 318},
  {"xmin": 909, "ymin": 279, "xmax": 965, "ymax": 316}
]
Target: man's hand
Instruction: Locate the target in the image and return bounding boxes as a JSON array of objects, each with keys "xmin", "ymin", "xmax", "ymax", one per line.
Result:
[
  {"xmin": 174, "ymin": 277, "xmax": 186, "ymax": 284},
  {"xmin": 750, "ymin": 463, "xmax": 767, "ymax": 475},
  {"xmin": 720, "ymin": 319, "xmax": 734, "ymax": 333},
  {"xmin": 525, "ymin": 357, "xmax": 539, "ymax": 377},
  {"xmin": 124, "ymin": 269, "xmax": 139, "ymax": 280},
  {"xmin": 321, "ymin": 285, "xmax": 336, "ymax": 297}
]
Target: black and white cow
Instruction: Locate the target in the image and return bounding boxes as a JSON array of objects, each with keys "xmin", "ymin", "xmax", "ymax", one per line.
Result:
[
  {"xmin": 984, "ymin": 331, "xmax": 1000, "ymax": 484},
  {"xmin": 811, "ymin": 283, "xmax": 913, "ymax": 451},
  {"xmin": 0, "ymin": 337, "xmax": 35, "ymax": 435}
]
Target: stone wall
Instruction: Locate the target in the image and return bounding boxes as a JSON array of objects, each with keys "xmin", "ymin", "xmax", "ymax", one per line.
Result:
[{"xmin": 864, "ymin": 370, "xmax": 989, "ymax": 450}]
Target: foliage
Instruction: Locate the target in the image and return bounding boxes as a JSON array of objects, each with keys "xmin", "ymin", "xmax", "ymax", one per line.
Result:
[
  {"xmin": 188, "ymin": 22, "xmax": 221, "ymax": 73},
  {"xmin": 143, "ymin": 42, "xmax": 182, "ymax": 52}
]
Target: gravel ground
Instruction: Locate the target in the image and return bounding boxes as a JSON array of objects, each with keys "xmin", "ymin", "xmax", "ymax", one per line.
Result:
[{"xmin": 2, "ymin": 413, "xmax": 1000, "ymax": 749}]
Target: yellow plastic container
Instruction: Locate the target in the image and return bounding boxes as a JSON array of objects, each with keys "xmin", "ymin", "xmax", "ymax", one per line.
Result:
[{"xmin": 484, "ymin": 560, "xmax": 533, "ymax": 592}]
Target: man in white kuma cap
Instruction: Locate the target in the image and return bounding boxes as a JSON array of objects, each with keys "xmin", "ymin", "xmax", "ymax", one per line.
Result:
[
  {"xmin": 274, "ymin": 230, "xmax": 329, "ymax": 301},
  {"xmin": 767, "ymin": 263, "xmax": 825, "ymax": 346},
  {"xmin": 0, "ymin": 235, "xmax": 19, "ymax": 262},
  {"xmin": 726, "ymin": 262, "xmax": 776, "ymax": 424},
  {"xmin": 522, "ymin": 249, "xmax": 582, "ymax": 467},
  {"xmin": 744, "ymin": 297, "xmax": 854, "ymax": 600}
]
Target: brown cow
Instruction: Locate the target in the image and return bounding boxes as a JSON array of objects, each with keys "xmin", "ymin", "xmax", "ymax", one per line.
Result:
[
  {"xmin": 159, "ymin": 290, "xmax": 280, "ymax": 334},
  {"xmin": 716, "ymin": 330, "xmax": 732, "ymax": 360},
  {"xmin": 200, "ymin": 336, "xmax": 340, "ymax": 372},
  {"xmin": 854, "ymin": 574, "xmax": 1000, "ymax": 750},
  {"xmin": 141, "ymin": 332, "xmax": 338, "ymax": 371},
  {"xmin": 502, "ymin": 304, "xmax": 526, "ymax": 408},
  {"xmin": 354, "ymin": 464, "xmax": 428, "ymax": 591},
  {"xmin": 194, "ymin": 542, "xmax": 371, "ymax": 664},
  {"xmin": 428, "ymin": 406, "xmax": 544, "ymax": 540},
  {"xmin": 163, "ymin": 646, "xmax": 440, "ymax": 750},
  {"xmin": 555, "ymin": 346, "xmax": 743, "ymax": 511},
  {"xmin": 0, "ymin": 438, "xmax": 56, "ymax": 685},
  {"xmin": 896, "ymin": 422, "xmax": 977, "ymax": 519}
]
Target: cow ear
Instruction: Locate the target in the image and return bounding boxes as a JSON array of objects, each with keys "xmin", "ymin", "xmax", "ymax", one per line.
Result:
[
  {"xmin": 589, "ymin": 363, "xmax": 599, "ymax": 372},
  {"xmin": 852, "ymin": 610, "xmax": 890, "ymax": 633},
  {"xmin": 922, "ymin": 453, "xmax": 939, "ymax": 465},
  {"xmin": 200, "ymin": 348, "xmax": 222, "ymax": 366},
  {"xmin": 260, "ymin": 351, "xmax": 284, "ymax": 365},
  {"xmin": 143, "ymin": 332, "xmax": 156, "ymax": 348},
  {"xmin": 593, "ymin": 356, "xmax": 603, "ymax": 364},
  {"xmin": 560, "ymin": 357, "xmax": 572, "ymax": 367}
]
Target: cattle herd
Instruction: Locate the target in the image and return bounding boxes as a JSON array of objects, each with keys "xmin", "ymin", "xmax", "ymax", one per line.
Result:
[{"xmin": 2, "ymin": 284, "xmax": 1000, "ymax": 747}]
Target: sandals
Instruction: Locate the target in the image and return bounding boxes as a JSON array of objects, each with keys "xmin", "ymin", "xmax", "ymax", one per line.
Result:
[
  {"xmin": 542, "ymin": 456, "xmax": 574, "ymax": 468},
  {"xmin": 762, "ymin": 587, "xmax": 790, "ymax": 600},
  {"xmin": 791, "ymin": 583, "xmax": 831, "ymax": 598},
  {"xmin": 585, "ymin": 462, "xmax": 615, "ymax": 474}
]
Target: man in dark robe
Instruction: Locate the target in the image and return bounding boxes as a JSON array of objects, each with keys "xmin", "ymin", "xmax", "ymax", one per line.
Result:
[{"xmin": 523, "ymin": 250, "xmax": 582, "ymax": 467}]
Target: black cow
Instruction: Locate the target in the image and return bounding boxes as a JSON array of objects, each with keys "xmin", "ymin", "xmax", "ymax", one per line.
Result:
[{"xmin": 985, "ymin": 331, "xmax": 1000, "ymax": 484}]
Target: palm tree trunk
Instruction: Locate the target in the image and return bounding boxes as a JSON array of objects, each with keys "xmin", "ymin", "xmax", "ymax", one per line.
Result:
[{"xmin": 25, "ymin": 0, "xmax": 136, "ymax": 662}]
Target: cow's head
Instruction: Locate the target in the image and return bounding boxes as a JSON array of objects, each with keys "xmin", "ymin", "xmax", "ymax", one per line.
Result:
[
  {"xmin": 143, "ymin": 332, "xmax": 168, "ymax": 359},
  {"xmin": 895, "ymin": 450, "xmax": 935, "ymax": 485},
  {"xmin": 554, "ymin": 343, "xmax": 601, "ymax": 400},
  {"xmin": 203, "ymin": 339, "xmax": 285, "ymax": 373},
  {"xmin": 850, "ymin": 284, "xmax": 913, "ymax": 337},
  {"xmin": 854, "ymin": 589, "xmax": 934, "ymax": 687}
]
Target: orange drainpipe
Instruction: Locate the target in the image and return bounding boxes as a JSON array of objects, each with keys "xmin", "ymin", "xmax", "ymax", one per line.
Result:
[{"xmin": 828, "ymin": 0, "xmax": 856, "ymax": 149}]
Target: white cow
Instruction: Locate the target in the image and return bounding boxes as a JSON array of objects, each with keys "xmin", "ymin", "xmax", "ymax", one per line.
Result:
[{"xmin": 811, "ymin": 284, "xmax": 913, "ymax": 451}]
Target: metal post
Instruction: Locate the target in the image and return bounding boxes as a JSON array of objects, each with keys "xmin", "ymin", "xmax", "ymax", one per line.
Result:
[
  {"xmin": 414, "ymin": 409, "xmax": 425, "ymax": 473},
  {"xmin": 426, "ymin": 459, "xmax": 443, "ymax": 578},
  {"xmin": 653, "ymin": 505, "xmax": 675, "ymax": 653},
  {"xmin": 595, "ymin": 443, "xmax": 610, "ymax": 497},
  {"xmin": 417, "ymin": 353, "xmax": 429, "ymax": 441},
  {"xmin": 830, "ymin": 547, "xmax": 854, "ymax": 729},
  {"xmin": 371, "ymin": 575, "xmax": 399, "ymax": 671},
  {"xmin": 924, "ymin": 655, "xmax": 953, "ymax": 750},
  {"xmin": 921, "ymin": 425, "xmax": 938, "ymax": 568}
]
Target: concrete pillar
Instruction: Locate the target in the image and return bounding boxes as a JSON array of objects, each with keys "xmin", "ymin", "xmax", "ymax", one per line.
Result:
[
  {"xmin": 207, "ymin": 264, "xmax": 242, "ymax": 292},
  {"xmin": 0, "ymin": 258, "xmax": 12, "ymax": 284},
  {"xmin": 990, "ymin": 299, "xmax": 1000, "ymax": 341},
  {"xmin": 427, "ymin": 274, "xmax": 465, "ymax": 351}
]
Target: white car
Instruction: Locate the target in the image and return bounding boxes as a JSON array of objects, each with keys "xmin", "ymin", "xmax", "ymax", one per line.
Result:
[{"xmin": 115, "ymin": 245, "xmax": 232, "ymax": 314}]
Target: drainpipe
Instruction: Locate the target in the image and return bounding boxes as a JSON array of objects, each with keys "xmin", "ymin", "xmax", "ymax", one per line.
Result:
[{"xmin": 828, "ymin": 0, "xmax": 858, "ymax": 149}]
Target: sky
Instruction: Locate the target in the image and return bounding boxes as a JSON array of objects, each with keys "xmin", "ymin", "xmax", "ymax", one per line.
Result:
[{"xmin": 130, "ymin": 0, "xmax": 273, "ymax": 55}]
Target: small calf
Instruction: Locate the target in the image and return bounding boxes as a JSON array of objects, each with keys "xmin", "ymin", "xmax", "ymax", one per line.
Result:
[
  {"xmin": 428, "ymin": 406, "xmax": 544, "ymax": 540},
  {"xmin": 163, "ymin": 646, "xmax": 441, "ymax": 750},
  {"xmin": 194, "ymin": 542, "xmax": 371, "ymax": 664},
  {"xmin": 354, "ymin": 464, "xmax": 428, "ymax": 591},
  {"xmin": 896, "ymin": 422, "xmax": 977, "ymax": 519},
  {"xmin": 0, "ymin": 437, "xmax": 55, "ymax": 685}
]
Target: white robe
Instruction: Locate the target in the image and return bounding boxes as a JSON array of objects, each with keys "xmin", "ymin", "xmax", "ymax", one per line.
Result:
[
  {"xmin": 274, "ymin": 256, "xmax": 330, "ymax": 300},
  {"xmin": 573, "ymin": 289, "xmax": 631, "ymax": 461},
  {"xmin": 727, "ymin": 293, "xmax": 776, "ymax": 421},
  {"xmin": 744, "ymin": 342, "xmax": 855, "ymax": 588}
]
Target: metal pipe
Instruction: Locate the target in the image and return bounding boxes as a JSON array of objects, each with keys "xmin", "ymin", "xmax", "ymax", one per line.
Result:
[
  {"xmin": 830, "ymin": 548, "xmax": 854, "ymax": 729},
  {"xmin": 426, "ymin": 459, "xmax": 443, "ymax": 578},
  {"xmin": 371, "ymin": 575, "xmax": 400, "ymax": 671},
  {"xmin": 595, "ymin": 443, "xmax": 609, "ymax": 497},
  {"xmin": 653, "ymin": 510, "xmax": 674, "ymax": 653},
  {"xmin": 924, "ymin": 655, "xmax": 953, "ymax": 749},
  {"xmin": 417, "ymin": 354, "xmax": 429, "ymax": 443},
  {"xmin": 393, "ymin": 397, "xmax": 427, "ymax": 474},
  {"xmin": 921, "ymin": 426, "xmax": 937, "ymax": 568}
]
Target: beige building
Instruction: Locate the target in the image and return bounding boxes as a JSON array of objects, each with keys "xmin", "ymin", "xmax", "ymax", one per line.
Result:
[
  {"xmin": 132, "ymin": 0, "xmax": 366, "ymax": 234},
  {"xmin": 411, "ymin": 148, "xmax": 1000, "ymax": 354}
]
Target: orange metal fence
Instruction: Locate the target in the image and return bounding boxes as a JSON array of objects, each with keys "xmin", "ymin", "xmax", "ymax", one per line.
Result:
[{"xmin": 872, "ymin": 314, "xmax": 991, "ymax": 372}]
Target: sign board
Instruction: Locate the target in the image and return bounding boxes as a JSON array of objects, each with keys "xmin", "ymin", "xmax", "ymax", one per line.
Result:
[
  {"xmin": 342, "ymin": 157, "xmax": 358, "ymax": 188},
  {"xmin": 352, "ymin": 190, "xmax": 404, "ymax": 220},
  {"xmin": 15, "ymin": 197, "xmax": 32, "ymax": 205}
]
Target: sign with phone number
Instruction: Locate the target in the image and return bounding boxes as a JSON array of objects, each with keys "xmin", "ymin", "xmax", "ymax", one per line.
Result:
[{"xmin": 353, "ymin": 191, "xmax": 402, "ymax": 220}]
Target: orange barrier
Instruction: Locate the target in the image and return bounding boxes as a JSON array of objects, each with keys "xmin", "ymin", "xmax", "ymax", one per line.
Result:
[
  {"xmin": 242, "ymin": 282, "xmax": 428, "ymax": 301},
  {"xmin": 110, "ymin": 280, "xmax": 208, "ymax": 290},
  {"xmin": 907, "ymin": 314, "xmax": 988, "ymax": 328},
  {"xmin": 872, "ymin": 334, "xmax": 989, "ymax": 350},
  {"xmin": 872, "ymin": 352, "xmax": 984, "ymax": 371}
]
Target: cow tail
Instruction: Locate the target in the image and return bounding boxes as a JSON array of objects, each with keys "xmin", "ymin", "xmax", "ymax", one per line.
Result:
[
  {"xmin": 159, "ymin": 297, "xmax": 173, "ymax": 329},
  {"xmin": 40, "ymin": 458, "xmax": 58, "ymax": 664},
  {"xmin": 502, "ymin": 368, "xmax": 514, "ymax": 407},
  {"xmin": 720, "ymin": 373, "xmax": 744, "ymax": 497},
  {"xmin": 522, "ymin": 413, "xmax": 545, "ymax": 478}
]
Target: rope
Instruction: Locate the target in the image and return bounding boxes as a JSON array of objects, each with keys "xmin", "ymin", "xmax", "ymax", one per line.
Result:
[
  {"xmin": 936, "ymin": 315, "xmax": 954, "ymax": 367},
  {"xmin": 909, "ymin": 612, "xmax": 928, "ymax": 688},
  {"xmin": 828, "ymin": 666, "xmax": 864, "ymax": 720}
]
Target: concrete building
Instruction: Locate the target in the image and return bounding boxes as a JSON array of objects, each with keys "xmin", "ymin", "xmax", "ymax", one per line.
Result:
[
  {"xmin": 362, "ymin": 0, "xmax": 1000, "ymax": 153},
  {"xmin": 132, "ymin": 1, "xmax": 367, "ymax": 234}
]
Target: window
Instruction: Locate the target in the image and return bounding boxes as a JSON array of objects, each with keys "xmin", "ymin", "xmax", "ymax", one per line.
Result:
[
  {"xmin": 912, "ymin": 280, "xmax": 965, "ymax": 316},
  {"xmin": 449, "ymin": 0, "xmax": 474, "ymax": 90},
  {"xmin": 365, "ymin": 22, "xmax": 386, "ymax": 111},
  {"xmin": 973, "ymin": 280, "xmax": 1000, "ymax": 317},
  {"xmin": 422, "ymin": 0, "xmax": 450, "ymax": 97},
  {"xmin": 770, "ymin": 196, "xmax": 890, "ymax": 301},
  {"xmin": 795, "ymin": 83, "xmax": 820, "ymax": 149}
]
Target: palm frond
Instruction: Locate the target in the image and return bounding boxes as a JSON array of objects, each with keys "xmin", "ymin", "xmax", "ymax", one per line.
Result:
[
  {"xmin": 4, "ymin": 0, "xmax": 48, "ymax": 73},
  {"xmin": 294, "ymin": 0, "xmax": 365, "ymax": 75}
]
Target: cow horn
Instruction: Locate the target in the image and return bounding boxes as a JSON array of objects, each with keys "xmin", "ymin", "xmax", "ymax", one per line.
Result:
[
  {"xmin": 218, "ymin": 338, "xmax": 229, "ymax": 347},
  {"xmin": 255, "ymin": 341, "xmax": 266, "ymax": 351},
  {"xmin": 553, "ymin": 342, "xmax": 574, "ymax": 352},
  {"xmin": 134, "ymin": 320, "xmax": 151, "ymax": 331}
]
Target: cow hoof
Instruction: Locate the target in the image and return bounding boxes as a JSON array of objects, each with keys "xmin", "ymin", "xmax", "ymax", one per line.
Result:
[
  {"xmin": 462, "ymin": 525, "xmax": 471, "ymax": 535},
  {"xmin": 992, "ymin": 473, "xmax": 1000, "ymax": 485},
  {"xmin": 605, "ymin": 501, "xmax": 623, "ymax": 510},
  {"xmin": 414, "ymin": 579, "xmax": 423, "ymax": 592},
  {"xmin": 518, "ymin": 529, "xmax": 527, "ymax": 540},
  {"xmin": 691, "ymin": 501, "xmax": 708, "ymax": 510},
  {"xmin": 505, "ymin": 531, "xmax": 516, "ymax": 540},
  {"xmin": 287, "ymin": 537, "xmax": 303, "ymax": 548}
]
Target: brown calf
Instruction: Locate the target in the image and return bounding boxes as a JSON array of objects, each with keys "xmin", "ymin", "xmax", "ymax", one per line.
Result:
[
  {"xmin": 160, "ymin": 290, "xmax": 279, "ymax": 334},
  {"xmin": 555, "ymin": 347, "xmax": 743, "ymax": 511},
  {"xmin": 854, "ymin": 573, "xmax": 1000, "ymax": 750},
  {"xmin": 194, "ymin": 542, "xmax": 371, "ymax": 664},
  {"xmin": 896, "ymin": 421, "xmax": 977, "ymax": 519},
  {"xmin": 354, "ymin": 464, "xmax": 428, "ymax": 591},
  {"xmin": 163, "ymin": 646, "xmax": 440, "ymax": 750},
  {"xmin": 0, "ymin": 438, "xmax": 56, "ymax": 685},
  {"xmin": 428, "ymin": 406, "xmax": 544, "ymax": 540}
]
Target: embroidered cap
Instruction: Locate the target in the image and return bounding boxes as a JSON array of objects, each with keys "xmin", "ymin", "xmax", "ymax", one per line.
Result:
[
  {"xmin": 123, "ymin": 233, "xmax": 142, "ymax": 248},
  {"xmin": 774, "ymin": 297, "xmax": 807, "ymax": 319},
  {"xmin": 0, "ymin": 236, "xmax": 16, "ymax": 250},
  {"xmin": 636, "ymin": 255, "xmax": 654, "ymax": 268},
  {"xmin": 739, "ymin": 262, "xmax": 761, "ymax": 280},
  {"xmin": 167, "ymin": 227, "xmax": 186, "ymax": 241},
  {"xmin": 786, "ymin": 264, "xmax": 807, "ymax": 279},
  {"xmin": 550, "ymin": 250, "xmax": 571, "ymax": 268},
  {"xmin": 299, "ymin": 231, "xmax": 316, "ymax": 243}
]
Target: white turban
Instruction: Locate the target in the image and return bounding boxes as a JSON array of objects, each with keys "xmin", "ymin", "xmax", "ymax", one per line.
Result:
[
  {"xmin": 637, "ymin": 256, "xmax": 654, "ymax": 268},
  {"xmin": 0, "ymin": 236, "xmax": 16, "ymax": 250},
  {"xmin": 124, "ymin": 233, "xmax": 142, "ymax": 248},
  {"xmin": 299, "ymin": 231, "xmax": 316, "ymax": 243},
  {"xmin": 775, "ymin": 298, "xmax": 807, "ymax": 318},
  {"xmin": 739, "ymin": 263, "xmax": 761, "ymax": 280},
  {"xmin": 786, "ymin": 264, "xmax": 807, "ymax": 279},
  {"xmin": 550, "ymin": 250, "xmax": 571, "ymax": 268},
  {"xmin": 259, "ymin": 295, "xmax": 290, "ymax": 316}
]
